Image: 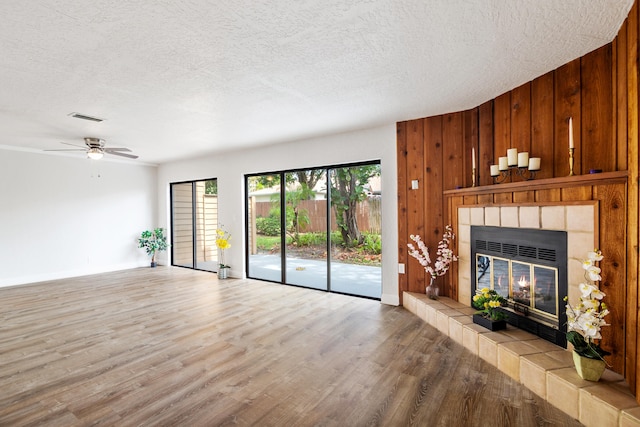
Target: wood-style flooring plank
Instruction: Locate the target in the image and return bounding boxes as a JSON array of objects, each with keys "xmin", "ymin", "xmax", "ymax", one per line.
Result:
[{"xmin": 0, "ymin": 267, "xmax": 582, "ymax": 426}]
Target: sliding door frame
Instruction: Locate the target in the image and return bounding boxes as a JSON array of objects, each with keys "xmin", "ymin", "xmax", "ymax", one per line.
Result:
[
  {"xmin": 169, "ymin": 177, "xmax": 218, "ymax": 272},
  {"xmin": 245, "ymin": 160, "xmax": 381, "ymax": 299}
]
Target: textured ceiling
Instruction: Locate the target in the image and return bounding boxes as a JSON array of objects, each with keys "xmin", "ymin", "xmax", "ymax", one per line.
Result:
[{"xmin": 0, "ymin": 1, "xmax": 633, "ymax": 164}]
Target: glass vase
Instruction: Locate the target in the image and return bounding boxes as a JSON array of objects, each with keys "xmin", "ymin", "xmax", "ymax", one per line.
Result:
[{"xmin": 426, "ymin": 277, "xmax": 439, "ymax": 300}]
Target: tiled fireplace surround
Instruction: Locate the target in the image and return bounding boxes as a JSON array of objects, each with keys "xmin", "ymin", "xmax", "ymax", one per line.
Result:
[{"xmin": 404, "ymin": 203, "xmax": 640, "ymax": 426}]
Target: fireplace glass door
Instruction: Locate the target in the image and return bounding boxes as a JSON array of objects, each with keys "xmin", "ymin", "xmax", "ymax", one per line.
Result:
[{"xmin": 475, "ymin": 254, "xmax": 559, "ymax": 321}]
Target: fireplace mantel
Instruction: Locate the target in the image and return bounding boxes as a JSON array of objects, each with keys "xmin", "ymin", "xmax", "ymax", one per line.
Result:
[{"xmin": 443, "ymin": 170, "xmax": 628, "ymax": 196}]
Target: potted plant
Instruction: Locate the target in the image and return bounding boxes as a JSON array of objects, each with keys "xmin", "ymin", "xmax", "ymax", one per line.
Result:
[
  {"xmin": 564, "ymin": 249, "xmax": 610, "ymax": 381},
  {"xmin": 407, "ymin": 225, "xmax": 458, "ymax": 299},
  {"xmin": 215, "ymin": 227, "xmax": 231, "ymax": 279},
  {"xmin": 472, "ymin": 287, "xmax": 508, "ymax": 330},
  {"xmin": 138, "ymin": 228, "xmax": 169, "ymax": 267}
]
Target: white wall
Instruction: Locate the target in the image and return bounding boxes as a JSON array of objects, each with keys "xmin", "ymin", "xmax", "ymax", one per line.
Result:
[
  {"xmin": 157, "ymin": 124, "xmax": 400, "ymax": 305},
  {"xmin": 0, "ymin": 149, "xmax": 158, "ymax": 287}
]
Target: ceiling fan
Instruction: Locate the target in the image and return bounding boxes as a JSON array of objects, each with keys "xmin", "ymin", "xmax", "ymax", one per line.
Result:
[{"xmin": 45, "ymin": 137, "xmax": 138, "ymax": 159}]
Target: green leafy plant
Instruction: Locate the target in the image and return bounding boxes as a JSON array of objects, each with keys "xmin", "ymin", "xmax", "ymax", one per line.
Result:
[
  {"xmin": 472, "ymin": 288, "xmax": 508, "ymax": 321},
  {"xmin": 256, "ymin": 216, "xmax": 281, "ymax": 236},
  {"xmin": 138, "ymin": 228, "xmax": 169, "ymax": 265},
  {"xmin": 564, "ymin": 249, "xmax": 611, "ymax": 361}
]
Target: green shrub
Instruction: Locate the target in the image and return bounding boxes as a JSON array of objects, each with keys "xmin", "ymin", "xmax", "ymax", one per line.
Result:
[
  {"xmin": 361, "ymin": 233, "xmax": 382, "ymax": 254},
  {"xmin": 256, "ymin": 216, "xmax": 280, "ymax": 236},
  {"xmin": 297, "ymin": 232, "xmax": 327, "ymax": 247}
]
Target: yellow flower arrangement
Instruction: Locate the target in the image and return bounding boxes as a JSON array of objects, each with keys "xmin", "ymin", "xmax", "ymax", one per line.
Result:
[
  {"xmin": 215, "ymin": 228, "xmax": 231, "ymax": 268},
  {"xmin": 472, "ymin": 287, "xmax": 507, "ymax": 321}
]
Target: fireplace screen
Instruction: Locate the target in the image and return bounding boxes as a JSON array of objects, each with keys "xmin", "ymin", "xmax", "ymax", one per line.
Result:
[{"xmin": 476, "ymin": 255, "xmax": 558, "ymax": 321}]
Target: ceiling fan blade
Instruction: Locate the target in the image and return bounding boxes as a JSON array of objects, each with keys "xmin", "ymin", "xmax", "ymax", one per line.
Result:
[
  {"xmin": 60, "ymin": 141, "xmax": 87, "ymax": 149},
  {"xmin": 44, "ymin": 149, "xmax": 86, "ymax": 152},
  {"xmin": 105, "ymin": 147, "xmax": 132, "ymax": 153},
  {"xmin": 107, "ymin": 151, "xmax": 138, "ymax": 159}
]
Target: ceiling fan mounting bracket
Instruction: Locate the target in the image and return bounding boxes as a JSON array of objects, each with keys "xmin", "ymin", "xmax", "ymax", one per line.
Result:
[{"xmin": 84, "ymin": 137, "xmax": 105, "ymax": 149}]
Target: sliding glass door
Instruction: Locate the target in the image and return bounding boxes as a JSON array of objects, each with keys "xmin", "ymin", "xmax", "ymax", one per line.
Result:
[
  {"xmin": 246, "ymin": 162, "xmax": 381, "ymax": 299},
  {"xmin": 246, "ymin": 174, "xmax": 282, "ymax": 281},
  {"xmin": 284, "ymin": 169, "xmax": 328, "ymax": 290},
  {"xmin": 170, "ymin": 179, "xmax": 219, "ymax": 272},
  {"xmin": 329, "ymin": 165, "xmax": 381, "ymax": 298}
]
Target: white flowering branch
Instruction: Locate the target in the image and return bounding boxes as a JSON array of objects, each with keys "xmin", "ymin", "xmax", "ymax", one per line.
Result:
[{"xmin": 407, "ymin": 225, "xmax": 458, "ymax": 282}]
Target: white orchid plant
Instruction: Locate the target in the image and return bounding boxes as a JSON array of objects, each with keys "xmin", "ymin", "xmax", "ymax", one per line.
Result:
[
  {"xmin": 564, "ymin": 249, "xmax": 611, "ymax": 361},
  {"xmin": 407, "ymin": 225, "xmax": 458, "ymax": 283}
]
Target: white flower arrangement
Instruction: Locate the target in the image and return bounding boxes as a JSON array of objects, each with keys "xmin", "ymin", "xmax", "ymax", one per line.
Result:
[
  {"xmin": 564, "ymin": 249, "xmax": 611, "ymax": 360},
  {"xmin": 407, "ymin": 225, "xmax": 458, "ymax": 282}
]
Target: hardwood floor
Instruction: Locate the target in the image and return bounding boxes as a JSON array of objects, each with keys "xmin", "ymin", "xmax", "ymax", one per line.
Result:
[{"xmin": 0, "ymin": 267, "xmax": 583, "ymax": 426}]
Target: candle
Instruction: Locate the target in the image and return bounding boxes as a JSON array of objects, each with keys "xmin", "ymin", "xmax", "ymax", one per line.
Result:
[
  {"xmin": 518, "ymin": 152, "xmax": 529, "ymax": 168},
  {"xmin": 498, "ymin": 157, "xmax": 508, "ymax": 171},
  {"xmin": 528, "ymin": 157, "xmax": 541, "ymax": 171},
  {"xmin": 472, "ymin": 147, "xmax": 476, "ymax": 169},
  {"xmin": 490, "ymin": 165, "xmax": 500, "ymax": 177},
  {"xmin": 569, "ymin": 117, "xmax": 574, "ymax": 149},
  {"xmin": 507, "ymin": 148, "xmax": 518, "ymax": 166}
]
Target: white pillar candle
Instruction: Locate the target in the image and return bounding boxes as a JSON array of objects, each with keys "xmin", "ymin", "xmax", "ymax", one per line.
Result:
[
  {"xmin": 472, "ymin": 147, "xmax": 476, "ymax": 169},
  {"xmin": 498, "ymin": 157, "xmax": 508, "ymax": 171},
  {"xmin": 569, "ymin": 117, "xmax": 574, "ymax": 149},
  {"xmin": 507, "ymin": 148, "xmax": 518, "ymax": 166},
  {"xmin": 490, "ymin": 165, "xmax": 500, "ymax": 177},
  {"xmin": 517, "ymin": 152, "xmax": 529, "ymax": 168},
  {"xmin": 528, "ymin": 157, "xmax": 541, "ymax": 171}
]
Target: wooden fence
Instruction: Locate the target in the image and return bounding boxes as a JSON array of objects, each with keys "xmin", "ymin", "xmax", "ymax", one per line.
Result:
[{"xmin": 252, "ymin": 196, "xmax": 381, "ymax": 234}]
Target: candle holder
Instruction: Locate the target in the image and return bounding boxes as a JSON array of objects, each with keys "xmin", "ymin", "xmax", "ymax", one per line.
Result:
[
  {"xmin": 569, "ymin": 147, "xmax": 575, "ymax": 176},
  {"xmin": 492, "ymin": 165, "xmax": 538, "ymax": 183},
  {"xmin": 472, "ymin": 167, "xmax": 476, "ymax": 187}
]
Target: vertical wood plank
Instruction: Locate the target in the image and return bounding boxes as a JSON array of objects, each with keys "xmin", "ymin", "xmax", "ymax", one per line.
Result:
[
  {"xmin": 512, "ymin": 190, "xmax": 535, "ymax": 203},
  {"xmin": 626, "ymin": 0, "xmax": 639, "ymax": 399},
  {"xmin": 442, "ymin": 112, "xmax": 464, "ymax": 191},
  {"xmin": 511, "ymin": 82, "xmax": 532, "ymax": 154},
  {"xmin": 615, "ymin": 21, "xmax": 628, "ymax": 171},
  {"xmin": 406, "ymin": 119, "xmax": 426, "ymax": 293},
  {"xmin": 477, "ymin": 194, "xmax": 493, "ymax": 205},
  {"xmin": 478, "ymin": 101, "xmax": 495, "ymax": 186},
  {"xmin": 581, "ymin": 45, "xmax": 615, "ymax": 172},
  {"xmin": 446, "ymin": 196, "xmax": 462, "ymax": 299},
  {"xmin": 494, "ymin": 93, "xmax": 512, "ymax": 178},
  {"xmin": 493, "ymin": 193, "xmax": 513, "ymax": 204},
  {"xmin": 464, "ymin": 108, "xmax": 479, "ymax": 189},
  {"xmin": 594, "ymin": 183, "xmax": 627, "ymax": 374},
  {"xmin": 532, "ymin": 73, "xmax": 555, "ymax": 179},
  {"xmin": 396, "ymin": 122, "xmax": 409, "ymax": 302},
  {"xmin": 554, "ymin": 59, "xmax": 581, "ymax": 176},
  {"xmin": 425, "ymin": 116, "xmax": 445, "ymax": 269},
  {"xmin": 464, "ymin": 195, "xmax": 481, "ymax": 205},
  {"xmin": 535, "ymin": 188, "xmax": 562, "ymax": 203},
  {"xmin": 560, "ymin": 186, "xmax": 593, "ymax": 202}
]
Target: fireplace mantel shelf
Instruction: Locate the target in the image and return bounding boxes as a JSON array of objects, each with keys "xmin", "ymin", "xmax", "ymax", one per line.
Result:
[{"xmin": 443, "ymin": 170, "xmax": 628, "ymax": 196}]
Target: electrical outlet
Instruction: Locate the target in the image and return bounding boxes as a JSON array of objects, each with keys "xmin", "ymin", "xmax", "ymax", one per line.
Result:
[
  {"xmin": 411, "ymin": 180, "xmax": 419, "ymax": 190},
  {"xmin": 398, "ymin": 263, "xmax": 405, "ymax": 274}
]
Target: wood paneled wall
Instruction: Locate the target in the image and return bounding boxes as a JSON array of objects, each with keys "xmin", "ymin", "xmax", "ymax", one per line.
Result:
[{"xmin": 397, "ymin": 2, "xmax": 640, "ymax": 396}]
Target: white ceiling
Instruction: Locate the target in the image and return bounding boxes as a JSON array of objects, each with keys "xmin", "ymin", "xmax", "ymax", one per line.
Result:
[{"xmin": 0, "ymin": 1, "xmax": 633, "ymax": 164}]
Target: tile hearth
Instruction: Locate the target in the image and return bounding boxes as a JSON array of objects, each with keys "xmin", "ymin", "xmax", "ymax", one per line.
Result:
[{"xmin": 403, "ymin": 292, "xmax": 640, "ymax": 427}]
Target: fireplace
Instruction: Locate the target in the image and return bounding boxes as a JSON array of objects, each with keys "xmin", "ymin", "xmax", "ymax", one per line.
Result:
[{"xmin": 471, "ymin": 226, "xmax": 568, "ymax": 347}]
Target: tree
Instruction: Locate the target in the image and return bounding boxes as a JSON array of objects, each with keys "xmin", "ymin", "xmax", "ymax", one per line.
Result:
[
  {"xmin": 330, "ymin": 165, "xmax": 380, "ymax": 247},
  {"xmin": 294, "ymin": 170, "xmax": 324, "ymax": 196},
  {"xmin": 268, "ymin": 188, "xmax": 311, "ymax": 244},
  {"xmin": 205, "ymin": 179, "xmax": 217, "ymax": 195}
]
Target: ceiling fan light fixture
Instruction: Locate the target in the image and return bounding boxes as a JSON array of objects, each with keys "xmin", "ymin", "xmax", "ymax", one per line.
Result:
[{"xmin": 87, "ymin": 147, "xmax": 104, "ymax": 160}]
